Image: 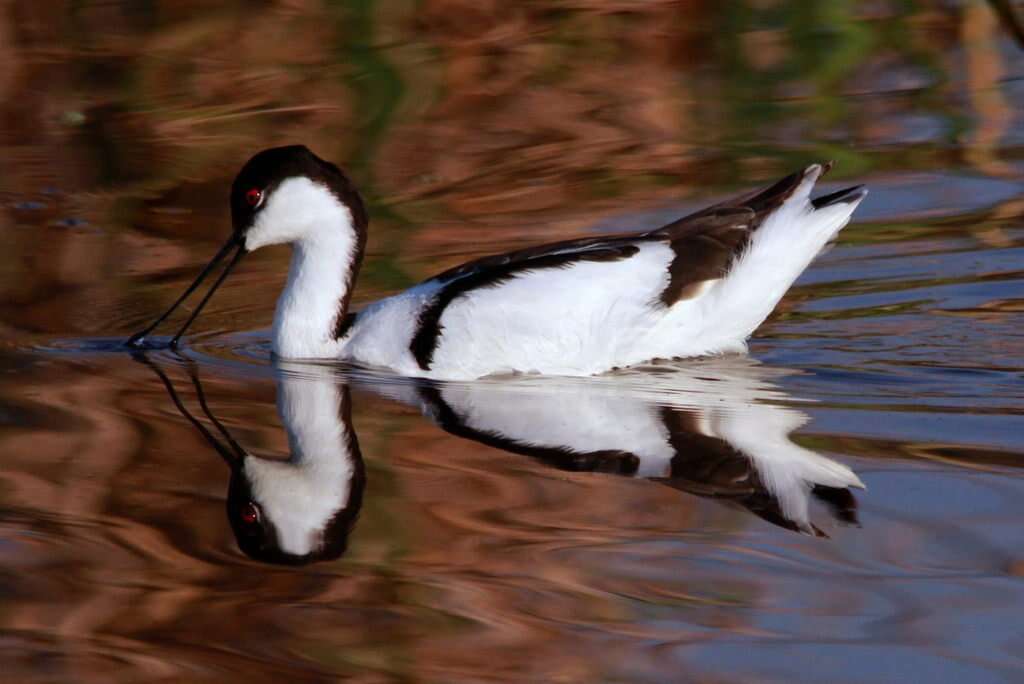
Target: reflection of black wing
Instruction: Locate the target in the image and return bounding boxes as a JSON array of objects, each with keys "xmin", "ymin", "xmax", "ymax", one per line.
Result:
[
  {"xmin": 415, "ymin": 381, "xmax": 860, "ymax": 537},
  {"xmin": 419, "ymin": 386, "xmax": 641, "ymax": 475},
  {"xmin": 658, "ymin": 408, "xmax": 858, "ymax": 537}
]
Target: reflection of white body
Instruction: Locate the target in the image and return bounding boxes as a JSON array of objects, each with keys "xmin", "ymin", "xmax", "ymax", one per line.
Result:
[
  {"xmin": 355, "ymin": 358, "xmax": 863, "ymax": 534},
  {"xmin": 243, "ymin": 366, "xmax": 359, "ymax": 556}
]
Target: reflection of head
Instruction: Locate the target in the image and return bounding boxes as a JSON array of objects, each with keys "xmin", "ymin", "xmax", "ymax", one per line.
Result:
[
  {"xmin": 226, "ymin": 378, "xmax": 365, "ymax": 565},
  {"xmin": 139, "ymin": 354, "xmax": 365, "ymax": 565},
  {"xmin": 226, "ymin": 449, "xmax": 365, "ymax": 565}
]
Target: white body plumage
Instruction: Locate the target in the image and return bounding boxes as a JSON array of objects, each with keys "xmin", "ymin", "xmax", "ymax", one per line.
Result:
[{"xmin": 248, "ymin": 161, "xmax": 864, "ymax": 380}]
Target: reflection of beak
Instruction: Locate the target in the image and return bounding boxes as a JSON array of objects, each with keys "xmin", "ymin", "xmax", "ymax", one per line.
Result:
[
  {"xmin": 133, "ymin": 351, "xmax": 247, "ymax": 467},
  {"xmin": 126, "ymin": 235, "xmax": 246, "ymax": 349}
]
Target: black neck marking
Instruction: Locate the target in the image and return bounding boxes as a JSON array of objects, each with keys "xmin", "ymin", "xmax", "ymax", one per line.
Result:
[
  {"xmin": 332, "ymin": 229, "xmax": 365, "ymax": 342},
  {"xmin": 334, "ymin": 310, "xmax": 359, "ymax": 340}
]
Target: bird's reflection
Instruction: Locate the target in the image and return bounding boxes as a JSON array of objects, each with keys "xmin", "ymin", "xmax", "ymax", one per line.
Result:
[
  {"xmin": 144, "ymin": 356, "xmax": 862, "ymax": 565},
  {"xmin": 142, "ymin": 356, "xmax": 364, "ymax": 565},
  {"xmin": 363, "ymin": 360, "xmax": 863, "ymax": 538}
]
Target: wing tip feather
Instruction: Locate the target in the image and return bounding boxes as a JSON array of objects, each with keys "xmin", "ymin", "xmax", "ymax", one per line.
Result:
[{"xmin": 811, "ymin": 185, "xmax": 868, "ymax": 210}]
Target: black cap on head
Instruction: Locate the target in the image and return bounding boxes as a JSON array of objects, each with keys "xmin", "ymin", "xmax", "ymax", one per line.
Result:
[{"xmin": 230, "ymin": 145, "xmax": 368, "ymax": 236}]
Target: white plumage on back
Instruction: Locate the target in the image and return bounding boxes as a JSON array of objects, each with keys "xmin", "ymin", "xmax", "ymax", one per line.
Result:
[
  {"xmin": 644, "ymin": 164, "xmax": 856, "ymax": 359},
  {"xmin": 332, "ymin": 164, "xmax": 865, "ymax": 378},
  {"xmin": 424, "ymin": 243, "xmax": 674, "ymax": 377}
]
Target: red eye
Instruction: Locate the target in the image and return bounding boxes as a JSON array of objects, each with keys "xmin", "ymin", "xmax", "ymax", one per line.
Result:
[
  {"xmin": 245, "ymin": 188, "xmax": 263, "ymax": 207},
  {"xmin": 241, "ymin": 502, "xmax": 260, "ymax": 524}
]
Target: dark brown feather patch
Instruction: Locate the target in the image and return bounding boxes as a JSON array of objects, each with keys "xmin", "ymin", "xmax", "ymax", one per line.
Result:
[
  {"xmin": 653, "ymin": 165, "xmax": 818, "ymax": 307},
  {"xmin": 656, "ymin": 209, "xmax": 754, "ymax": 305}
]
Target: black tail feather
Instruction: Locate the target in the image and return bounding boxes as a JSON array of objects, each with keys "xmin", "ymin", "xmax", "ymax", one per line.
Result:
[{"xmin": 812, "ymin": 185, "xmax": 866, "ymax": 210}]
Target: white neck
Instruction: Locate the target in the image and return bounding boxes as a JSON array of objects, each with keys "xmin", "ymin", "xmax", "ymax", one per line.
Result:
[
  {"xmin": 271, "ymin": 228, "xmax": 358, "ymax": 359},
  {"xmin": 240, "ymin": 176, "xmax": 361, "ymax": 359}
]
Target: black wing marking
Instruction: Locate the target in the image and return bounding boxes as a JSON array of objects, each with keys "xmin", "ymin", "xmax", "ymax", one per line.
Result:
[
  {"xmin": 410, "ymin": 163, "xmax": 856, "ymax": 368},
  {"xmin": 653, "ymin": 207, "xmax": 756, "ymax": 304},
  {"xmin": 811, "ymin": 184, "xmax": 866, "ymax": 209},
  {"xmin": 411, "ymin": 239, "xmax": 641, "ymax": 370}
]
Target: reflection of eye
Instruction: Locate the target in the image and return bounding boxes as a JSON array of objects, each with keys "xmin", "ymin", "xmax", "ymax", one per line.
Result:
[
  {"xmin": 245, "ymin": 188, "xmax": 263, "ymax": 208},
  {"xmin": 241, "ymin": 501, "xmax": 261, "ymax": 524}
]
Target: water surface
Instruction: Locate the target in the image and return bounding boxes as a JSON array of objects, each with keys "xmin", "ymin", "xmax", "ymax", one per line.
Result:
[{"xmin": 2, "ymin": 2, "xmax": 1024, "ymax": 682}]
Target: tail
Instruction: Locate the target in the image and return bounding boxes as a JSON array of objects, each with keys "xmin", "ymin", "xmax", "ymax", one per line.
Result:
[
  {"xmin": 738, "ymin": 160, "xmax": 866, "ymax": 212},
  {"xmin": 699, "ymin": 163, "xmax": 867, "ymax": 349}
]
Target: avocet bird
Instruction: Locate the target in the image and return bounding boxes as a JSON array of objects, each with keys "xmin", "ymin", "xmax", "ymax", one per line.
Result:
[{"xmin": 128, "ymin": 146, "xmax": 867, "ymax": 379}]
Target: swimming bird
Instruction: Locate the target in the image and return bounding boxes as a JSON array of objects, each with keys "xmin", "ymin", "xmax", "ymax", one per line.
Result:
[{"xmin": 128, "ymin": 145, "xmax": 867, "ymax": 379}]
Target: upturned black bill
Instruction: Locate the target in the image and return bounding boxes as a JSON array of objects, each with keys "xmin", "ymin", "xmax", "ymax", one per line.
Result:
[{"xmin": 126, "ymin": 236, "xmax": 245, "ymax": 349}]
